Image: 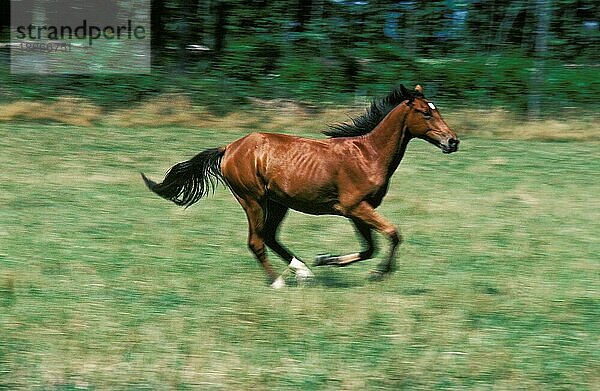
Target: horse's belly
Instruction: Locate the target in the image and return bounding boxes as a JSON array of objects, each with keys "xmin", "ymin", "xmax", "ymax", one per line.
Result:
[
  {"xmin": 267, "ymin": 181, "xmax": 339, "ymax": 215},
  {"xmin": 275, "ymin": 196, "xmax": 338, "ymax": 215}
]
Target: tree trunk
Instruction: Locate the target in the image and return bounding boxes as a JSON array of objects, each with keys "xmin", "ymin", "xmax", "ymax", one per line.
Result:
[
  {"xmin": 151, "ymin": 0, "xmax": 166, "ymax": 67},
  {"xmin": 528, "ymin": 0, "xmax": 551, "ymax": 120},
  {"xmin": 294, "ymin": 0, "xmax": 313, "ymax": 33},
  {"xmin": 494, "ymin": 0, "xmax": 525, "ymax": 47},
  {"xmin": 178, "ymin": 0, "xmax": 200, "ymax": 72},
  {"xmin": 213, "ymin": 0, "xmax": 227, "ymax": 58}
]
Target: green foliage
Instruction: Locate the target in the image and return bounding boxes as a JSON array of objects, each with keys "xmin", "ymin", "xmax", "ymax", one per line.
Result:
[{"xmin": 0, "ymin": 0, "xmax": 599, "ymax": 115}]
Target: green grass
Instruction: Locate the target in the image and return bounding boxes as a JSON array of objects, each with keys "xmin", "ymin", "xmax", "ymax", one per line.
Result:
[{"xmin": 1, "ymin": 121, "xmax": 598, "ymax": 389}]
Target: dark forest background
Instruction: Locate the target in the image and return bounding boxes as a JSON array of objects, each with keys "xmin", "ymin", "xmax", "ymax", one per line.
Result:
[{"xmin": 1, "ymin": 0, "xmax": 598, "ymax": 117}]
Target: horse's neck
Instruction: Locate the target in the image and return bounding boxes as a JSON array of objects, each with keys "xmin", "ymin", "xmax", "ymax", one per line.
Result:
[{"xmin": 365, "ymin": 104, "xmax": 412, "ymax": 177}]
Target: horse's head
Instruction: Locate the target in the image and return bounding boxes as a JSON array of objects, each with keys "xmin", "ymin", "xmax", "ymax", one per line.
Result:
[{"xmin": 401, "ymin": 85, "xmax": 459, "ymax": 154}]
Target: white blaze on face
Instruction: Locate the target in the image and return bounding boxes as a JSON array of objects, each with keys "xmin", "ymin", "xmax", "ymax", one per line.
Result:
[{"xmin": 428, "ymin": 102, "xmax": 437, "ymax": 110}]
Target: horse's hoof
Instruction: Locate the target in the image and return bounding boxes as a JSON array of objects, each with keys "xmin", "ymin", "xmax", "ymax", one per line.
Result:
[
  {"xmin": 369, "ymin": 269, "xmax": 389, "ymax": 282},
  {"xmin": 296, "ymin": 274, "xmax": 314, "ymax": 287},
  {"xmin": 295, "ymin": 268, "xmax": 314, "ymax": 279},
  {"xmin": 314, "ymin": 254, "xmax": 339, "ymax": 266},
  {"xmin": 271, "ymin": 276, "xmax": 286, "ymax": 289}
]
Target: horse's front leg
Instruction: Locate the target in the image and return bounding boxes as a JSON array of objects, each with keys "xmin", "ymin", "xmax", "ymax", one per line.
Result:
[
  {"xmin": 324, "ymin": 201, "xmax": 401, "ymax": 279},
  {"xmin": 314, "ymin": 219, "xmax": 376, "ymax": 266}
]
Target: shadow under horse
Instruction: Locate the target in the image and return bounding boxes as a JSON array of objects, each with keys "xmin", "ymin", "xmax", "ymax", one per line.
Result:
[{"xmin": 142, "ymin": 85, "xmax": 459, "ymax": 288}]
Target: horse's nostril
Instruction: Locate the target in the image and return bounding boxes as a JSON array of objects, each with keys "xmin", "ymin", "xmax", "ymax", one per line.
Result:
[{"xmin": 449, "ymin": 139, "xmax": 459, "ymax": 147}]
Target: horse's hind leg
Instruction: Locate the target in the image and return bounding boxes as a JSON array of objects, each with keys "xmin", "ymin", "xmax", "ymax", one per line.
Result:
[
  {"xmin": 314, "ymin": 219, "xmax": 376, "ymax": 267},
  {"xmin": 264, "ymin": 201, "xmax": 314, "ymax": 281},
  {"xmin": 236, "ymin": 196, "xmax": 281, "ymax": 287},
  {"xmin": 262, "ymin": 201, "xmax": 293, "ymax": 263}
]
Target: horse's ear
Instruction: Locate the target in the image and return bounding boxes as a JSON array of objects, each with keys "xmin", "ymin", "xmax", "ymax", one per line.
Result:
[
  {"xmin": 400, "ymin": 84, "xmax": 415, "ymax": 103},
  {"xmin": 415, "ymin": 85, "xmax": 424, "ymax": 95},
  {"xmin": 400, "ymin": 84, "xmax": 410, "ymax": 97}
]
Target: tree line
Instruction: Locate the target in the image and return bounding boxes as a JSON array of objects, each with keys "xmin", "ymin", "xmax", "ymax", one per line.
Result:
[{"xmin": 1, "ymin": 0, "xmax": 598, "ymax": 116}]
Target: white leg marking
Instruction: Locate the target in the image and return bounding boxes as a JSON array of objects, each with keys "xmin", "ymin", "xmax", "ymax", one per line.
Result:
[
  {"xmin": 271, "ymin": 275, "xmax": 286, "ymax": 289},
  {"xmin": 337, "ymin": 252, "xmax": 361, "ymax": 265},
  {"xmin": 290, "ymin": 257, "xmax": 314, "ymax": 280}
]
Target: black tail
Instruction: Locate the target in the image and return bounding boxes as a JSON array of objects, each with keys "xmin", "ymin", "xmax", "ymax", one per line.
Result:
[{"xmin": 141, "ymin": 147, "xmax": 226, "ymax": 208}]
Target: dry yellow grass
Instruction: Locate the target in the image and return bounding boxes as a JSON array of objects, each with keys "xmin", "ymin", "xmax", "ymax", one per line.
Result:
[
  {"xmin": 0, "ymin": 97, "xmax": 101, "ymax": 126},
  {"xmin": 0, "ymin": 96, "xmax": 597, "ymax": 141},
  {"xmin": 444, "ymin": 109, "xmax": 599, "ymax": 141},
  {"xmin": 106, "ymin": 94, "xmax": 217, "ymax": 128}
]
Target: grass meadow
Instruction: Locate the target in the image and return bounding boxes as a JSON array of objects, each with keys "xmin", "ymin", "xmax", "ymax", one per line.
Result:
[{"xmin": 1, "ymin": 113, "xmax": 598, "ymax": 389}]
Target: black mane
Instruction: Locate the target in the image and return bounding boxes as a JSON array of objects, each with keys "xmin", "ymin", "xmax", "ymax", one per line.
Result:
[{"xmin": 324, "ymin": 85, "xmax": 421, "ymax": 138}]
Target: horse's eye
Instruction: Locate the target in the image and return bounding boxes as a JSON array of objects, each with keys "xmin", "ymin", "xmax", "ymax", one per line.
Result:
[{"xmin": 423, "ymin": 113, "xmax": 432, "ymax": 120}]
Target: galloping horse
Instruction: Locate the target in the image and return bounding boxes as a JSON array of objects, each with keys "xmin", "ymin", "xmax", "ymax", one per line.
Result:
[{"xmin": 142, "ymin": 85, "xmax": 459, "ymax": 288}]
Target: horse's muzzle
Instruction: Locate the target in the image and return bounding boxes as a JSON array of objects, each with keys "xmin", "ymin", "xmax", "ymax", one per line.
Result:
[{"xmin": 442, "ymin": 138, "xmax": 460, "ymax": 154}]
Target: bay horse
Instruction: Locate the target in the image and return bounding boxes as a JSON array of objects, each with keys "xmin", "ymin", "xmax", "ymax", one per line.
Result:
[{"xmin": 142, "ymin": 85, "xmax": 459, "ymax": 288}]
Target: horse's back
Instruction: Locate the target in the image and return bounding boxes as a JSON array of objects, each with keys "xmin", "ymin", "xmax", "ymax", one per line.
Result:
[
  {"xmin": 221, "ymin": 132, "xmax": 340, "ymax": 212},
  {"xmin": 222, "ymin": 131, "xmax": 331, "ymax": 172}
]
